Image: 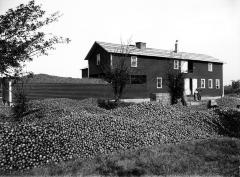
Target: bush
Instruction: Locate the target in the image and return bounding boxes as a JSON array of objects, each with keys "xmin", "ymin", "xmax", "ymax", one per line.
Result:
[
  {"xmin": 216, "ymin": 97, "xmax": 240, "ymax": 109},
  {"xmin": 97, "ymin": 99, "xmax": 118, "ymax": 110},
  {"xmin": 12, "ymin": 92, "xmax": 28, "ymax": 121},
  {"xmin": 213, "ymin": 108, "xmax": 240, "ymax": 138},
  {"xmin": 97, "ymin": 99, "xmax": 132, "ymax": 110},
  {"xmin": 165, "ymin": 71, "xmax": 186, "ymax": 105}
]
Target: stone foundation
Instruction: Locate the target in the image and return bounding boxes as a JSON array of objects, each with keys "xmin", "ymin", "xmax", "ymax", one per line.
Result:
[{"xmin": 150, "ymin": 93, "xmax": 171, "ymax": 105}]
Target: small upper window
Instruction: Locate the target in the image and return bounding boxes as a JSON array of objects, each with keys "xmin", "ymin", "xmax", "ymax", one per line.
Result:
[
  {"xmin": 96, "ymin": 54, "xmax": 100, "ymax": 65},
  {"xmin": 216, "ymin": 79, "xmax": 220, "ymax": 89},
  {"xmin": 208, "ymin": 79, "xmax": 213, "ymax": 89},
  {"xmin": 174, "ymin": 60, "xmax": 179, "ymax": 69},
  {"xmin": 201, "ymin": 79, "xmax": 205, "ymax": 88},
  {"xmin": 157, "ymin": 77, "xmax": 162, "ymax": 88},
  {"xmin": 208, "ymin": 63, "xmax": 213, "ymax": 72},
  {"xmin": 131, "ymin": 56, "xmax": 137, "ymax": 67}
]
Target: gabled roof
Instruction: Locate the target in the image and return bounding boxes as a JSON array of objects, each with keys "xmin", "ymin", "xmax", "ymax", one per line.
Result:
[{"xmin": 85, "ymin": 41, "xmax": 223, "ymax": 63}]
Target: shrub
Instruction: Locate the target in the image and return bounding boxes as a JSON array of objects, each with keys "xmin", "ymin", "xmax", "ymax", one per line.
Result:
[
  {"xmin": 12, "ymin": 91, "xmax": 28, "ymax": 121},
  {"xmin": 97, "ymin": 99, "xmax": 132, "ymax": 110},
  {"xmin": 213, "ymin": 108, "xmax": 240, "ymax": 138},
  {"xmin": 97, "ymin": 99, "xmax": 118, "ymax": 110},
  {"xmin": 165, "ymin": 71, "xmax": 186, "ymax": 105},
  {"xmin": 216, "ymin": 97, "xmax": 240, "ymax": 109}
]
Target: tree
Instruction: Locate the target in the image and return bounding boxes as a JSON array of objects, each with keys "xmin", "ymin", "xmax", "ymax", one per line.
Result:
[
  {"xmin": 0, "ymin": 0, "xmax": 70, "ymax": 77},
  {"xmin": 104, "ymin": 59, "xmax": 129, "ymax": 103},
  {"xmin": 232, "ymin": 80, "xmax": 240, "ymax": 95},
  {"xmin": 101, "ymin": 40, "xmax": 133, "ymax": 103},
  {"xmin": 165, "ymin": 66, "xmax": 186, "ymax": 105},
  {"xmin": 12, "ymin": 71, "xmax": 34, "ymax": 121}
]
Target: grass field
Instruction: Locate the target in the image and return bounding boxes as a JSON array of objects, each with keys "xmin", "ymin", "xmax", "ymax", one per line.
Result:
[{"xmin": 13, "ymin": 137, "xmax": 238, "ymax": 177}]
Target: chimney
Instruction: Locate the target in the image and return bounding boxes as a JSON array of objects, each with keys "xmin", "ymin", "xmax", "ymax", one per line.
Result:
[
  {"xmin": 174, "ymin": 40, "xmax": 178, "ymax": 53},
  {"xmin": 136, "ymin": 42, "xmax": 146, "ymax": 49}
]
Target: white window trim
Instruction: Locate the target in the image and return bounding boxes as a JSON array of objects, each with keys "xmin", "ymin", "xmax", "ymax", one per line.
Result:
[
  {"xmin": 216, "ymin": 79, "xmax": 220, "ymax": 89},
  {"xmin": 174, "ymin": 60, "xmax": 179, "ymax": 69},
  {"xmin": 208, "ymin": 79, "xmax": 213, "ymax": 89},
  {"xmin": 208, "ymin": 63, "xmax": 213, "ymax": 72},
  {"xmin": 201, "ymin": 79, "xmax": 205, "ymax": 88},
  {"xmin": 96, "ymin": 54, "xmax": 100, "ymax": 65},
  {"xmin": 157, "ymin": 77, "xmax": 162, "ymax": 89},
  {"xmin": 131, "ymin": 56, "xmax": 138, "ymax": 67}
]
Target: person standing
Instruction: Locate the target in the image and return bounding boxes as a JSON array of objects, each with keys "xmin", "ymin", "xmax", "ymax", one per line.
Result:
[
  {"xmin": 197, "ymin": 89, "xmax": 202, "ymax": 101},
  {"xmin": 194, "ymin": 89, "xmax": 198, "ymax": 101}
]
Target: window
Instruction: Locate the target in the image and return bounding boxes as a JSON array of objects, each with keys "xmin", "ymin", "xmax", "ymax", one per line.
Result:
[
  {"xmin": 188, "ymin": 61, "xmax": 193, "ymax": 73},
  {"xmin": 216, "ymin": 79, "xmax": 220, "ymax": 89},
  {"xmin": 201, "ymin": 79, "xmax": 205, "ymax": 88},
  {"xmin": 181, "ymin": 60, "xmax": 188, "ymax": 73},
  {"xmin": 174, "ymin": 60, "xmax": 179, "ymax": 69},
  {"xmin": 157, "ymin": 77, "xmax": 162, "ymax": 88},
  {"xmin": 208, "ymin": 79, "xmax": 213, "ymax": 89},
  {"xmin": 208, "ymin": 63, "xmax": 213, "ymax": 72},
  {"xmin": 96, "ymin": 54, "xmax": 100, "ymax": 65},
  {"xmin": 130, "ymin": 75, "xmax": 146, "ymax": 84},
  {"xmin": 131, "ymin": 56, "xmax": 137, "ymax": 67}
]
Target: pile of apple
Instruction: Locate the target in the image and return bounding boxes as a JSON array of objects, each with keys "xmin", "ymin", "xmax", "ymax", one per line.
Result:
[{"xmin": 0, "ymin": 98, "xmax": 220, "ymax": 173}]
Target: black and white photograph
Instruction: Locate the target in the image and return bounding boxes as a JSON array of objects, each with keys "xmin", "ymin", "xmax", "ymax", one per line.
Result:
[{"xmin": 0, "ymin": 0, "xmax": 240, "ymax": 176}]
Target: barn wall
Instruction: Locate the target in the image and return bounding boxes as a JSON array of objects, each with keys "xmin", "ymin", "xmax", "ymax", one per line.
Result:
[{"xmin": 13, "ymin": 83, "xmax": 149, "ymax": 100}]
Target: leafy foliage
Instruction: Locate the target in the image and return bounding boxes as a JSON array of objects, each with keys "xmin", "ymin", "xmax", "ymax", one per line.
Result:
[
  {"xmin": 103, "ymin": 60, "xmax": 129, "ymax": 102},
  {"xmin": 97, "ymin": 98, "xmax": 132, "ymax": 110},
  {"xmin": 166, "ymin": 71, "xmax": 186, "ymax": 105},
  {"xmin": 12, "ymin": 72, "xmax": 34, "ymax": 121},
  {"xmin": 216, "ymin": 96, "xmax": 240, "ymax": 109},
  {"xmin": 214, "ymin": 108, "xmax": 240, "ymax": 138},
  {"xmin": 0, "ymin": 0, "xmax": 70, "ymax": 76},
  {"xmin": 100, "ymin": 40, "xmax": 133, "ymax": 102}
]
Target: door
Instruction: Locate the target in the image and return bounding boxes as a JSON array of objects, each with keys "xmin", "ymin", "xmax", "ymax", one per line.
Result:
[
  {"xmin": 192, "ymin": 79, "xmax": 198, "ymax": 95},
  {"xmin": 181, "ymin": 61, "xmax": 188, "ymax": 73},
  {"xmin": 184, "ymin": 78, "xmax": 191, "ymax": 95}
]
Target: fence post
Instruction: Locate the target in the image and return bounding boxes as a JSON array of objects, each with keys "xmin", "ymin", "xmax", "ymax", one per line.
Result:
[{"xmin": 8, "ymin": 80, "xmax": 12, "ymax": 106}]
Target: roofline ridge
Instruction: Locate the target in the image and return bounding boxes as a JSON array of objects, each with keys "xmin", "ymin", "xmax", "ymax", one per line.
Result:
[{"xmin": 91, "ymin": 41, "xmax": 223, "ymax": 63}]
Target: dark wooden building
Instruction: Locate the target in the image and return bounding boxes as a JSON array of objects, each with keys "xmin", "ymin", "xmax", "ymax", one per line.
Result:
[
  {"xmin": 83, "ymin": 41, "xmax": 224, "ymax": 98},
  {"xmin": 81, "ymin": 68, "xmax": 88, "ymax": 78}
]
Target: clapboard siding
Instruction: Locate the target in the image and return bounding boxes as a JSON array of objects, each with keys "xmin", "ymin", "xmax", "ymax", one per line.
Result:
[{"xmin": 14, "ymin": 83, "xmax": 149, "ymax": 100}]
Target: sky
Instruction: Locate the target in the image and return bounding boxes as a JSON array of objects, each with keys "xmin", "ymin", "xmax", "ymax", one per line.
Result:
[{"xmin": 0, "ymin": 0, "xmax": 240, "ymax": 85}]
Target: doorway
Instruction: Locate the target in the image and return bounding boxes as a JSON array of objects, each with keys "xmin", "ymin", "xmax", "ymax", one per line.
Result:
[
  {"xmin": 192, "ymin": 78, "xmax": 198, "ymax": 95},
  {"xmin": 184, "ymin": 78, "xmax": 198, "ymax": 95}
]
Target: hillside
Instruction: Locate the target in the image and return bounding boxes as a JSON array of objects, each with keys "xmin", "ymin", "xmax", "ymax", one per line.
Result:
[{"xmin": 25, "ymin": 74, "xmax": 107, "ymax": 84}]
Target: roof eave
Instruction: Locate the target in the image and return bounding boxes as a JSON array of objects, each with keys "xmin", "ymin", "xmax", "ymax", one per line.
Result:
[{"xmin": 84, "ymin": 41, "xmax": 110, "ymax": 60}]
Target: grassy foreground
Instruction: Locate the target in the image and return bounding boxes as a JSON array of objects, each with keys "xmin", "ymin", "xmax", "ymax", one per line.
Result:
[{"xmin": 18, "ymin": 137, "xmax": 239, "ymax": 177}]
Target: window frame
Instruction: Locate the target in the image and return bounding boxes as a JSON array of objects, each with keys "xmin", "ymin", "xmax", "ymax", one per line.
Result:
[
  {"xmin": 208, "ymin": 63, "xmax": 213, "ymax": 72},
  {"xmin": 208, "ymin": 79, "xmax": 213, "ymax": 89},
  {"xmin": 96, "ymin": 54, "xmax": 100, "ymax": 65},
  {"xmin": 201, "ymin": 79, "xmax": 205, "ymax": 88},
  {"xmin": 131, "ymin": 56, "xmax": 138, "ymax": 67},
  {"xmin": 157, "ymin": 77, "xmax": 162, "ymax": 89},
  {"xmin": 216, "ymin": 79, "xmax": 220, "ymax": 89},
  {"xmin": 174, "ymin": 60, "xmax": 179, "ymax": 69}
]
